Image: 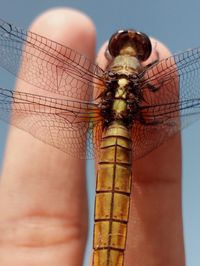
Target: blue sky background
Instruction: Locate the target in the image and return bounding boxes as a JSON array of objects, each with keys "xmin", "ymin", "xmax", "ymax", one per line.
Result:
[{"xmin": 0, "ymin": 0, "xmax": 200, "ymax": 265}]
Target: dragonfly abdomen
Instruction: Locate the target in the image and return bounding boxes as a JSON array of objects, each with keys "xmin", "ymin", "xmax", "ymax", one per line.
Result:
[{"xmin": 93, "ymin": 121, "xmax": 132, "ymax": 266}]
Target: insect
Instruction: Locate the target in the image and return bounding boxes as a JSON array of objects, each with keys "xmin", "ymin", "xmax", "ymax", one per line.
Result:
[{"xmin": 0, "ymin": 18, "xmax": 199, "ymax": 265}]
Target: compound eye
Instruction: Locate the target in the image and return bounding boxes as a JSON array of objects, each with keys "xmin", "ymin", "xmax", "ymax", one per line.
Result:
[{"xmin": 107, "ymin": 29, "xmax": 152, "ymax": 61}]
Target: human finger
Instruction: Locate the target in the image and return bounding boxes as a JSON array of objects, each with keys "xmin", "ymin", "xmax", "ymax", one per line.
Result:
[
  {"xmin": 95, "ymin": 37, "xmax": 185, "ymax": 265},
  {"xmin": 0, "ymin": 8, "xmax": 96, "ymax": 266}
]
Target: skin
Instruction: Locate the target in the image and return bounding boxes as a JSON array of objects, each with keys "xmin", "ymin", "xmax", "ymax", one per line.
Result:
[{"xmin": 0, "ymin": 8, "xmax": 185, "ymax": 266}]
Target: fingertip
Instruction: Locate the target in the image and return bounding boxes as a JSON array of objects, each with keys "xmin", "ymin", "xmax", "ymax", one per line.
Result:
[{"xmin": 30, "ymin": 8, "xmax": 96, "ymax": 59}]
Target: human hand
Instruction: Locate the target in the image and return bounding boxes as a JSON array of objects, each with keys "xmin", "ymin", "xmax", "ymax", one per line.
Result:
[{"xmin": 0, "ymin": 8, "xmax": 185, "ymax": 266}]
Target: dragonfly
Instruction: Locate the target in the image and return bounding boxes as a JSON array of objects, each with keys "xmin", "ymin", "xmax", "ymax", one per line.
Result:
[{"xmin": 0, "ymin": 18, "xmax": 199, "ymax": 266}]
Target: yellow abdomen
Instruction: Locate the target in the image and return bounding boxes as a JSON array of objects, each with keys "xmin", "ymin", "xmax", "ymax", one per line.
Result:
[{"xmin": 93, "ymin": 121, "xmax": 132, "ymax": 266}]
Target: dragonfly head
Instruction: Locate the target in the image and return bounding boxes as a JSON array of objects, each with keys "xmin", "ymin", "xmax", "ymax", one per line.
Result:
[{"xmin": 105, "ymin": 29, "xmax": 152, "ymax": 62}]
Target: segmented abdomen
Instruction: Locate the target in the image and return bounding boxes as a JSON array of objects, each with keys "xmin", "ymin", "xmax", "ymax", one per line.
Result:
[{"xmin": 93, "ymin": 121, "xmax": 132, "ymax": 266}]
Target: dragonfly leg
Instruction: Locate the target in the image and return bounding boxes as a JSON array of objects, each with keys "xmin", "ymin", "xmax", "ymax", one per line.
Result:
[
  {"xmin": 144, "ymin": 58, "xmax": 159, "ymax": 69},
  {"xmin": 142, "ymin": 119, "xmax": 163, "ymax": 126},
  {"xmin": 145, "ymin": 82, "xmax": 161, "ymax": 92},
  {"xmin": 139, "ymin": 114, "xmax": 164, "ymax": 126}
]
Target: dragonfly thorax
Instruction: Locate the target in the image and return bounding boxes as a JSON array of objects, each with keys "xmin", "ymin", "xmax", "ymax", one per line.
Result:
[
  {"xmin": 100, "ymin": 69, "xmax": 143, "ymax": 127},
  {"xmin": 109, "ymin": 54, "xmax": 142, "ymax": 76},
  {"xmin": 100, "ymin": 38, "xmax": 147, "ymax": 128}
]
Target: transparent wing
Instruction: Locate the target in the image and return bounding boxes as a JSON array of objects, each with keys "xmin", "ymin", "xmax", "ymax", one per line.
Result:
[
  {"xmin": 0, "ymin": 87, "xmax": 103, "ymax": 159},
  {"xmin": 132, "ymin": 47, "xmax": 200, "ymax": 160},
  {"xmin": 0, "ymin": 18, "xmax": 105, "ymax": 100}
]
